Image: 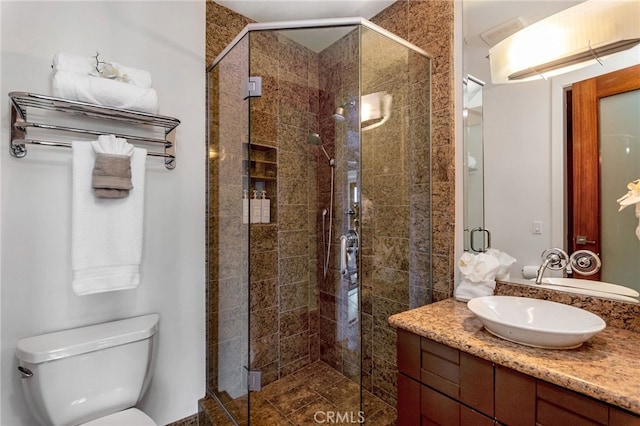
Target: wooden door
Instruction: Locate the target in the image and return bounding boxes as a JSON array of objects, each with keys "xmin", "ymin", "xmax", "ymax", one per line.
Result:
[{"xmin": 569, "ymin": 64, "xmax": 640, "ymax": 281}]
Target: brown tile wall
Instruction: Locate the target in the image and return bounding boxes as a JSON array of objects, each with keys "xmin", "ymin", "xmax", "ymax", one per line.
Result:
[
  {"xmin": 315, "ymin": 27, "xmax": 361, "ymax": 386},
  {"xmin": 370, "ymin": 0, "xmax": 455, "ymax": 303},
  {"xmin": 364, "ymin": 0, "xmax": 455, "ymax": 407},
  {"xmin": 357, "ymin": 27, "xmax": 432, "ymax": 406}
]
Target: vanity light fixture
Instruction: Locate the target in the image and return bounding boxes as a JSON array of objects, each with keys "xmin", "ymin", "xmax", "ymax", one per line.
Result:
[{"xmin": 488, "ymin": 0, "xmax": 640, "ymax": 84}]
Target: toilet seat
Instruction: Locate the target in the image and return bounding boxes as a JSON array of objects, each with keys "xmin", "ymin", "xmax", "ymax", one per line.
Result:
[{"xmin": 80, "ymin": 408, "xmax": 157, "ymax": 426}]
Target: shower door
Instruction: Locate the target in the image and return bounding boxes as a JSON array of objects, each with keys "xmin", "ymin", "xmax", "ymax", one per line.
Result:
[{"xmin": 206, "ymin": 32, "xmax": 251, "ymax": 408}]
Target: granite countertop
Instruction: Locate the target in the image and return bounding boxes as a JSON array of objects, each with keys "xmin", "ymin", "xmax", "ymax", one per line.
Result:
[{"xmin": 388, "ymin": 298, "xmax": 640, "ymax": 415}]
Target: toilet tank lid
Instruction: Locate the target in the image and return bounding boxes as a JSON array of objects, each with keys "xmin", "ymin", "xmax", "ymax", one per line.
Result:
[{"xmin": 16, "ymin": 314, "xmax": 159, "ymax": 364}]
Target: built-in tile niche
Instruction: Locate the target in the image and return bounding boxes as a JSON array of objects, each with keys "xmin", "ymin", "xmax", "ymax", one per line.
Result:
[{"xmin": 243, "ymin": 143, "xmax": 277, "ymax": 223}]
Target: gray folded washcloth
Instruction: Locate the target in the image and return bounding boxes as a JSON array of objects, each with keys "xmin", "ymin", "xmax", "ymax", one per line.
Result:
[{"xmin": 92, "ymin": 153, "xmax": 133, "ymax": 199}]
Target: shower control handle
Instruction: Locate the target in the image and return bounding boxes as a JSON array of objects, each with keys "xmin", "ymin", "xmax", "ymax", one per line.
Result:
[{"xmin": 340, "ymin": 230, "xmax": 359, "ymax": 276}]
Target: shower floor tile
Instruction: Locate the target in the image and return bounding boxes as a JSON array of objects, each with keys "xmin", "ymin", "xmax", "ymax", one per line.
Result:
[{"xmin": 201, "ymin": 361, "xmax": 396, "ymax": 425}]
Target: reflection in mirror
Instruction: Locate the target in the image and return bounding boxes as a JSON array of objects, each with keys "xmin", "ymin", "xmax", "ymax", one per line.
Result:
[
  {"xmin": 463, "ymin": 76, "xmax": 486, "ymax": 253},
  {"xmin": 597, "ymin": 81, "xmax": 640, "ymax": 286},
  {"xmin": 463, "ymin": 0, "xmax": 640, "ymax": 295}
]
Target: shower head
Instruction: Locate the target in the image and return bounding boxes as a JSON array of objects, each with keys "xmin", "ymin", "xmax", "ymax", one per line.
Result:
[
  {"xmin": 333, "ymin": 100, "xmax": 355, "ymax": 122},
  {"xmin": 307, "ymin": 133, "xmax": 334, "ymax": 166},
  {"xmin": 307, "ymin": 132, "xmax": 322, "ymax": 146}
]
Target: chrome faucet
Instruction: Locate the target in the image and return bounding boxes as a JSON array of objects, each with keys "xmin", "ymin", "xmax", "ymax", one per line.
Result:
[{"xmin": 535, "ymin": 248, "xmax": 569, "ymax": 284}]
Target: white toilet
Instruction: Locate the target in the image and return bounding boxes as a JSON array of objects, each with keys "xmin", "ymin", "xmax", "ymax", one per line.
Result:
[{"xmin": 15, "ymin": 314, "xmax": 159, "ymax": 426}]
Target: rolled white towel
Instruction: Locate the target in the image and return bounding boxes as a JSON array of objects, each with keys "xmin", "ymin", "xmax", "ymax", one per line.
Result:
[
  {"xmin": 52, "ymin": 52, "xmax": 153, "ymax": 88},
  {"xmin": 52, "ymin": 71, "xmax": 158, "ymax": 114},
  {"xmin": 52, "ymin": 52, "xmax": 94, "ymax": 75},
  {"xmin": 110, "ymin": 61, "xmax": 153, "ymax": 89}
]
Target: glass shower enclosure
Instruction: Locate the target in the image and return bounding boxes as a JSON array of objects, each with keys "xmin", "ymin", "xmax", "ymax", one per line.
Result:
[{"xmin": 206, "ymin": 18, "xmax": 431, "ymax": 424}]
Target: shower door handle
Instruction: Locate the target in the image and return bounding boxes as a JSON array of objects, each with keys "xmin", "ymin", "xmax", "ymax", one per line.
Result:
[{"xmin": 340, "ymin": 230, "xmax": 358, "ymax": 276}]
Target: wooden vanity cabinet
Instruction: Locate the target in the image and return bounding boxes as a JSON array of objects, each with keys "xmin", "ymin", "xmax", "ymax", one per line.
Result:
[
  {"xmin": 397, "ymin": 329, "xmax": 640, "ymax": 426},
  {"xmin": 397, "ymin": 329, "xmax": 494, "ymax": 425}
]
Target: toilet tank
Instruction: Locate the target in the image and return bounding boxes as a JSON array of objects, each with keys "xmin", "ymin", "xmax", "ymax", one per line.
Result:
[{"xmin": 15, "ymin": 314, "xmax": 159, "ymax": 426}]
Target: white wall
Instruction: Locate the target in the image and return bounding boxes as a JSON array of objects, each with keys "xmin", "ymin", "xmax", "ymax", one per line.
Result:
[
  {"xmin": 1, "ymin": 2, "xmax": 205, "ymax": 425},
  {"xmin": 483, "ymin": 78, "xmax": 553, "ymax": 275}
]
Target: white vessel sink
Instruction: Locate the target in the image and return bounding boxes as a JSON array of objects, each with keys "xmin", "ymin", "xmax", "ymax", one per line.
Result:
[{"xmin": 467, "ymin": 296, "xmax": 606, "ymax": 349}]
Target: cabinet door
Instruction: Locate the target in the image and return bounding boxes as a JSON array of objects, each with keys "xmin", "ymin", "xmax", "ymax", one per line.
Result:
[
  {"xmin": 422, "ymin": 384, "xmax": 460, "ymax": 426},
  {"xmin": 460, "ymin": 352, "xmax": 494, "ymax": 417},
  {"xmin": 398, "ymin": 328, "xmax": 421, "ymax": 380},
  {"xmin": 610, "ymin": 407, "xmax": 640, "ymax": 426},
  {"xmin": 536, "ymin": 381, "xmax": 608, "ymax": 426},
  {"xmin": 421, "ymin": 337, "xmax": 461, "ymax": 399},
  {"xmin": 495, "ymin": 365, "xmax": 535, "ymax": 426},
  {"xmin": 398, "ymin": 373, "xmax": 421, "ymax": 426},
  {"xmin": 461, "ymin": 405, "xmax": 495, "ymax": 426},
  {"xmin": 421, "ymin": 384, "xmax": 495, "ymax": 426}
]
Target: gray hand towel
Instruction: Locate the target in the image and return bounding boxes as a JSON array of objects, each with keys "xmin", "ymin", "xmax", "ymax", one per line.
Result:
[{"xmin": 92, "ymin": 153, "xmax": 133, "ymax": 198}]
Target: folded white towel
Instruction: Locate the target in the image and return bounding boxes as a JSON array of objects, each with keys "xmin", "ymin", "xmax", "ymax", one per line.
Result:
[
  {"xmin": 454, "ymin": 279, "xmax": 496, "ymax": 302},
  {"xmin": 486, "ymin": 248, "xmax": 517, "ymax": 280},
  {"xmin": 71, "ymin": 140, "xmax": 147, "ymax": 295},
  {"xmin": 92, "ymin": 134, "xmax": 134, "ymax": 156},
  {"xmin": 53, "ymin": 52, "xmax": 153, "ymax": 88},
  {"xmin": 52, "ymin": 71, "xmax": 158, "ymax": 113}
]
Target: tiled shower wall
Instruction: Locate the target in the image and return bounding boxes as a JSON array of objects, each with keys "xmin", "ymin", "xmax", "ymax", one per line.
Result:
[
  {"xmin": 315, "ymin": 29, "xmax": 360, "ymax": 382},
  {"xmin": 368, "ymin": 1, "xmax": 456, "ymax": 302},
  {"xmin": 358, "ymin": 28, "xmax": 432, "ymax": 405}
]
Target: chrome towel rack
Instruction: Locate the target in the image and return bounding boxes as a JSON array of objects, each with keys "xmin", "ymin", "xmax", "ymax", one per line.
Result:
[{"xmin": 9, "ymin": 91, "xmax": 180, "ymax": 169}]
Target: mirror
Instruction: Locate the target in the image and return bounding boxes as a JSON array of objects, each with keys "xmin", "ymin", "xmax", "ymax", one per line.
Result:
[{"xmin": 463, "ymin": 0, "xmax": 640, "ymax": 293}]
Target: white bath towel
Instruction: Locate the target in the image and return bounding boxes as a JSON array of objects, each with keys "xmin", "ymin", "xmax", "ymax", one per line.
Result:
[
  {"xmin": 454, "ymin": 279, "xmax": 496, "ymax": 302},
  {"xmin": 52, "ymin": 71, "xmax": 158, "ymax": 114},
  {"xmin": 91, "ymin": 135, "xmax": 134, "ymax": 157},
  {"xmin": 71, "ymin": 140, "xmax": 147, "ymax": 295},
  {"xmin": 52, "ymin": 52, "xmax": 153, "ymax": 88}
]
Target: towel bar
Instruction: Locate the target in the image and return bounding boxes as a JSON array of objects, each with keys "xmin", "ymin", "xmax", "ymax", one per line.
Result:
[{"xmin": 9, "ymin": 91, "xmax": 180, "ymax": 169}]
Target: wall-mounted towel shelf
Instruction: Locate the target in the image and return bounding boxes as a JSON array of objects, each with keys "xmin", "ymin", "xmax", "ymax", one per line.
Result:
[{"xmin": 9, "ymin": 91, "xmax": 180, "ymax": 169}]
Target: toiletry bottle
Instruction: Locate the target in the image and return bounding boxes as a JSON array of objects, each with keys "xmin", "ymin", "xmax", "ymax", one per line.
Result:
[
  {"xmin": 251, "ymin": 190, "xmax": 262, "ymax": 224},
  {"xmin": 242, "ymin": 190, "xmax": 249, "ymax": 224},
  {"xmin": 261, "ymin": 190, "xmax": 270, "ymax": 223}
]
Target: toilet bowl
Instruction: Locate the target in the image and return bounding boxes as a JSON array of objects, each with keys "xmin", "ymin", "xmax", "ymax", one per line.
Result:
[{"xmin": 15, "ymin": 314, "xmax": 159, "ymax": 426}]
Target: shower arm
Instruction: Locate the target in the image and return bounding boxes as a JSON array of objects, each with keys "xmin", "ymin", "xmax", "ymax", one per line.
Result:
[{"xmin": 320, "ymin": 145, "xmax": 334, "ymax": 167}]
